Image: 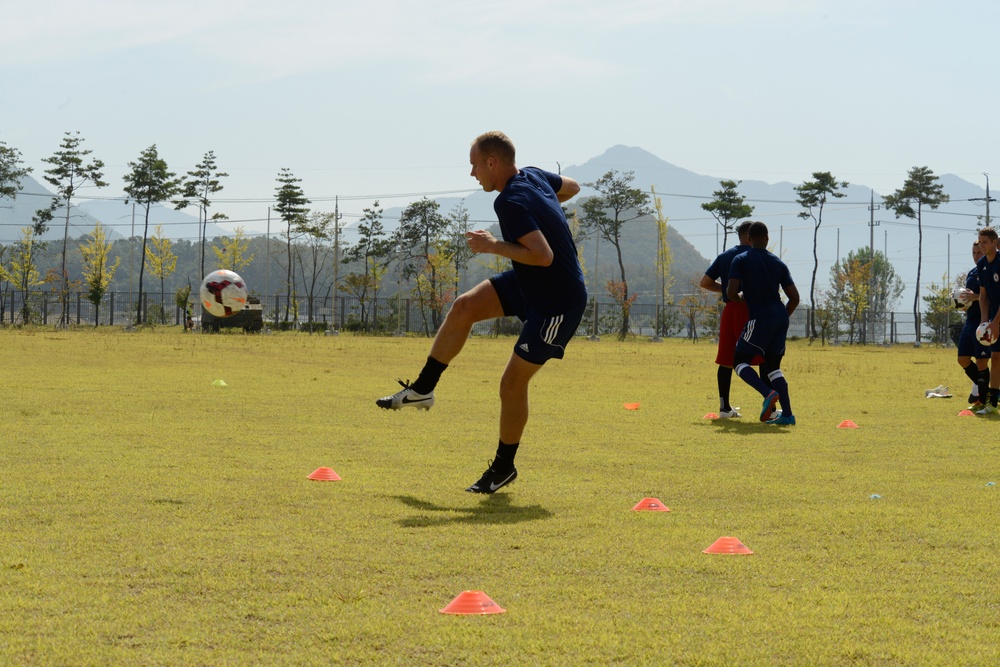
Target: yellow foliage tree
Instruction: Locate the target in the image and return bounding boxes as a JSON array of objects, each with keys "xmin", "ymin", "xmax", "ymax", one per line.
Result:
[{"xmin": 80, "ymin": 222, "xmax": 121, "ymax": 326}]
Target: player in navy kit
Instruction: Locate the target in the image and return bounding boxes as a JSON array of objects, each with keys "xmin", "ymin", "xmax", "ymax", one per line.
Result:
[
  {"xmin": 700, "ymin": 220, "xmax": 767, "ymax": 418},
  {"xmin": 376, "ymin": 131, "xmax": 588, "ymax": 492},
  {"xmin": 974, "ymin": 228, "xmax": 1000, "ymax": 414},
  {"xmin": 955, "ymin": 240, "xmax": 990, "ymax": 408},
  {"xmin": 726, "ymin": 221, "xmax": 800, "ymax": 425}
]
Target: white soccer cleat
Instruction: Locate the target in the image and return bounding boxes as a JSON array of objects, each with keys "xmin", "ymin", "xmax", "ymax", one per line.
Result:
[
  {"xmin": 718, "ymin": 408, "xmax": 741, "ymax": 418},
  {"xmin": 376, "ymin": 380, "xmax": 434, "ymax": 411}
]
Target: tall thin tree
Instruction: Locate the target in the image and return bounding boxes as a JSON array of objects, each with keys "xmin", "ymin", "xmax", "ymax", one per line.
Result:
[
  {"xmin": 0, "ymin": 140, "xmax": 31, "ymax": 202},
  {"xmin": 176, "ymin": 151, "xmax": 228, "ymax": 279},
  {"xmin": 123, "ymin": 145, "xmax": 180, "ymax": 325},
  {"xmin": 701, "ymin": 180, "xmax": 754, "ymax": 252},
  {"xmin": 35, "ymin": 132, "xmax": 107, "ymax": 327},
  {"xmin": 883, "ymin": 166, "xmax": 949, "ymax": 344},
  {"xmin": 795, "ymin": 171, "xmax": 849, "ymax": 339},
  {"xmin": 581, "ymin": 169, "xmax": 652, "ymax": 340},
  {"xmin": 273, "ymin": 168, "xmax": 310, "ymax": 323}
]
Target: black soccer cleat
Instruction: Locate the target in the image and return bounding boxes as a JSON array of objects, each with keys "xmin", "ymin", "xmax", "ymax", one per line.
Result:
[{"xmin": 466, "ymin": 462, "xmax": 518, "ymax": 494}]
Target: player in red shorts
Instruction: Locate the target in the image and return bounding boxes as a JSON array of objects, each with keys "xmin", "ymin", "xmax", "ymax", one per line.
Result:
[{"xmin": 699, "ymin": 221, "xmax": 764, "ymax": 417}]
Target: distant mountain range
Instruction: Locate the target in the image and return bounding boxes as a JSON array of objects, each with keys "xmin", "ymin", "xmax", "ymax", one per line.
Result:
[{"xmin": 0, "ymin": 175, "xmax": 228, "ymax": 243}]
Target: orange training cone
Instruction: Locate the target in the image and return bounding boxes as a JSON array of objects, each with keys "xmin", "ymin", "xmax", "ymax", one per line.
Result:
[
  {"xmin": 838, "ymin": 420, "xmax": 859, "ymax": 429},
  {"xmin": 958, "ymin": 409, "xmax": 975, "ymax": 416},
  {"xmin": 703, "ymin": 536, "xmax": 754, "ymax": 555},
  {"xmin": 308, "ymin": 467, "xmax": 341, "ymax": 481},
  {"xmin": 623, "ymin": 402, "xmax": 641, "ymax": 410},
  {"xmin": 439, "ymin": 590, "xmax": 506, "ymax": 615},
  {"xmin": 632, "ymin": 497, "xmax": 671, "ymax": 512},
  {"xmin": 703, "ymin": 412, "xmax": 719, "ymax": 419}
]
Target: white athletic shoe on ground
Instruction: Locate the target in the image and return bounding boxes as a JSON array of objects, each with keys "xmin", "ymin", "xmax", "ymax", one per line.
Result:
[
  {"xmin": 376, "ymin": 380, "xmax": 434, "ymax": 410},
  {"xmin": 718, "ymin": 408, "xmax": 741, "ymax": 418}
]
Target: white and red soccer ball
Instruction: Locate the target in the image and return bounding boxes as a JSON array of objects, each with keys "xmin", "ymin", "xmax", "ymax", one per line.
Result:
[
  {"xmin": 976, "ymin": 321, "xmax": 994, "ymax": 347},
  {"xmin": 200, "ymin": 270, "xmax": 248, "ymax": 318}
]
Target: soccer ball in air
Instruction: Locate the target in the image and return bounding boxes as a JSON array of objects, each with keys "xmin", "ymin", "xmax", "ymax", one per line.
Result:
[
  {"xmin": 952, "ymin": 287, "xmax": 975, "ymax": 310},
  {"xmin": 200, "ymin": 270, "xmax": 248, "ymax": 318},
  {"xmin": 976, "ymin": 321, "xmax": 993, "ymax": 346}
]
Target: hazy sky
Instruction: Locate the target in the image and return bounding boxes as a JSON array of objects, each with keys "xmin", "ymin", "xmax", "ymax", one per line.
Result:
[{"xmin": 3, "ymin": 0, "xmax": 997, "ymax": 236}]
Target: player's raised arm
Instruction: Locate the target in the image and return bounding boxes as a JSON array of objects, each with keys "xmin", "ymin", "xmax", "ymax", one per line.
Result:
[
  {"xmin": 555, "ymin": 176, "xmax": 580, "ymax": 203},
  {"xmin": 466, "ymin": 229, "xmax": 554, "ymax": 267}
]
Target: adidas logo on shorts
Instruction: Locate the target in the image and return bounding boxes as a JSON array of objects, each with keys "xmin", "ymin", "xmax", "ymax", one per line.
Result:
[{"xmin": 519, "ymin": 343, "xmax": 530, "ymax": 353}]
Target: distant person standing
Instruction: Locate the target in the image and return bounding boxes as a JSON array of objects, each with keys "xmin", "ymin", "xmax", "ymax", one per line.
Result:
[
  {"xmin": 955, "ymin": 240, "xmax": 990, "ymax": 408},
  {"xmin": 700, "ymin": 221, "xmax": 757, "ymax": 418},
  {"xmin": 375, "ymin": 131, "xmax": 588, "ymax": 493},
  {"xmin": 726, "ymin": 221, "xmax": 800, "ymax": 425},
  {"xmin": 975, "ymin": 227, "xmax": 1000, "ymax": 414}
]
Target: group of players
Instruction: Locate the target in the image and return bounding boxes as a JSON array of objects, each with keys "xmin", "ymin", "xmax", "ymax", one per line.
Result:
[
  {"xmin": 955, "ymin": 227, "xmax": 1000, "ymax": 414},
  {"xmin": 374, "ymin": 131, "xmax": 801, "ymax": 494}
]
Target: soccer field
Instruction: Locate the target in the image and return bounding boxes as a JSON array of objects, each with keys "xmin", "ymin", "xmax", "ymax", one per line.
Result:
[{"xmin": 1, "ymin": 328, "xmax": 998, "ymax": 666}]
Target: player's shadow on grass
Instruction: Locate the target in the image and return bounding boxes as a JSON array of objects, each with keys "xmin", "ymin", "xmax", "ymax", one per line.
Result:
[
  {"xmin": 392, "ymin": 494, "xmax": 554, "ymax": 528},
  {"xmin": 710, "ymin": 419, "xmax": 794, "ymax": 436}
]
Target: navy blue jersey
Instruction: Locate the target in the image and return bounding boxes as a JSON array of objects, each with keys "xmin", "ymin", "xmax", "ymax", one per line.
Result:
[
  {"xmin": 976, "ymin": 253, "xmax": 1000, "ymax": 319},
  {"xmin": 965, "ymin": 265, "xmax": 982, "ymax": 322},
  {"xmin": 494, "ymin": 167, "xmax": 587, "ymax": 315},
  {"xmin": 705, "ymin": 243, "xmax": 751, "ymax": 304},
  {"xmin": 729, "ymin": 248, "xmax": 794, "ymax": 320}
]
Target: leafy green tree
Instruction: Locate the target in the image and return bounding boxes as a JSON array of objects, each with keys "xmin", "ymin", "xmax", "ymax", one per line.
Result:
[
  {"xmin": 343, "ymin": 202, "xmax": 390, "ymax": 332},
  {"xmin": 701, "ymin": 179, "xmax": 754, "ymax": 251},
  {"xmin": 796, "ymin": 171, "xmax": 848, "ymax": 339},
  {"xmin": 176, "ymin": 151, "xmax": 228, "ymax": 279},
  {"xmin": 146, "ymin": 225, "xmax": 178, "ymax": 322},
  {"xmin": 7, "ymin": 227, "xmax": 44, "ymax": 323},
  {"xmin": 651, "ymin": 187, "xmax": 675, "ymax": 337},
  {"xmin": 883, "ymin": 166, "xmax": 949, "ymax": 344},
  {"xmin": 394, "ymin": 198, "xmax": 449, "ymax": 331},
  {"xmin": 294, "ymin": 212, "xmax": 335, "ymax": 328},
  {"xmin": 79, "ymin": 222, "xmax": 120, "ymax": 326},
  {"xmin": 123, "ymin": 145, "xmax": 181, "ymax": 325},
  {"xmin": 35, "ymin": 132, "xmax": 107, "ymax": 327},
  {"xmin": 445, "ymin": 200, "xmax": 474, "ymax": 296},
  {"xmin": 274, "ymin": 168, "xmax": 310, "ymax": 322},
  {"xmin": 922, "ymin": 275, "xmax": 955, "ymax": 345},
  {"xmin": 212, "ymin": 226, "xmax": 255, "ymax": 272},
  {"xmin": 581, "ymin": 169, "xmax": 653, "ymax": 340},
  {"xmin": 0, "ymin": 140, "xmax": 31, "ymax": 201}
]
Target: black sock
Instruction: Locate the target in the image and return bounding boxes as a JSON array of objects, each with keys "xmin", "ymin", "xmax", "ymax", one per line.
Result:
[
  {"xmin": 717, "ymin": 366, "xmax": 732, "ymax": 411},
  {"xmin": 978, "ymin": 369, "xmax": 991, "ymax": 402},
  {"xmin": 492, "ymin": 440, "xmax": 519, "ymax": 473},
  {"xmin": 964, "ymin": 361, "xmax": 982, "ymax": 383},
  {"xmin": 990, "ymin": 388, "xmax": 999, "ymax": 408},
  {"xmin": 410, "ymin": 356, "xmax": 448, "ymax": 395}
]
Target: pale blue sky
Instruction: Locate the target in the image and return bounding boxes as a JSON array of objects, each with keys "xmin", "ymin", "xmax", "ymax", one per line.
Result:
[{"xmin": 3, "ymin": 0, "xmax": 997, "ymax": 235}]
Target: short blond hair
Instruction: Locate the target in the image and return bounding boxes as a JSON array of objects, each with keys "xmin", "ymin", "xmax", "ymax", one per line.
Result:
[{"xmin": 472, "ymin": 131, "xmax": 516, "ymax": 165}]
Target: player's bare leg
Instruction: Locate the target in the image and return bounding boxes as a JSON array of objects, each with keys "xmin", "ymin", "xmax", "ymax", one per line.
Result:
[
  {"xmin": 467, "ymin": 353, "xmax": 543, "ymax": 494},
  {"xmin": 429, "ymin": 279, "xmax": 504, "ymax": 364},
  {"xmin": 376, "ymin": 279, "xmax": 504, "ymax": 410}
]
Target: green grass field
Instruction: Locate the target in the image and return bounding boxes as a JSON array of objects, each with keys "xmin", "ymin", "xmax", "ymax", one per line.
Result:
[{"xmin": 2, "ymin": 328, "xmax": 998, "ymax": 666}]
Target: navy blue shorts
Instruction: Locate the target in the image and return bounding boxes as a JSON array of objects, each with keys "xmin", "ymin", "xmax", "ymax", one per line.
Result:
[
  {"xmin": 489, "ymin": 271, "xmax": 585, "ymax": 365},
  {"xmin": 958, "ymin": 319, "xmax": 991, "ymax": 359},
  {"xmin": 735, "ymin": 317, "xmax": 788, "ymax": 358}
]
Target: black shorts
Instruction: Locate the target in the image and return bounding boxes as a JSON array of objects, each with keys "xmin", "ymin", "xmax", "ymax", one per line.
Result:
[{"xmin": 490, "ymin": 271, "xmax": 585, "ymax": 365}]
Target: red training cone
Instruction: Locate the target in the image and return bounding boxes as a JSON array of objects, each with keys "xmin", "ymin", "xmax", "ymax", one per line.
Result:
[
  {"xmin": 623, "ymin": 402, "xmax": 641, "ymax": 410},
  {"xmin": 703, "ymin": 412, "xmax": 719, "ymax": 419},
  {"xmin": 439, "ymin": 590, "xmax": 506, "ymax": 615},
  {"xmin": 838, "ymin": 420, "xmax": 859, "ymax": 429},
  {"xmin": 703, "ymin": 536, "xmax": 754, "ymax": 555},
  {"xmin": 632, "ymin": 497, "xmax": 671, "ymax": 512},
  {"xmin": 958, "ymin": 409, "xmax": 975, "ymax": 417},
  {"xmin": 308, "ymin": 467, "xmax": 341, "ymax": 481}
]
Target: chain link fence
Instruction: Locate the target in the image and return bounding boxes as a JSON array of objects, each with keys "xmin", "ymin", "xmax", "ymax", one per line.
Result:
[{"xmin": 0, "ymin": 289, "xmax": 962, "ymax": 346}]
